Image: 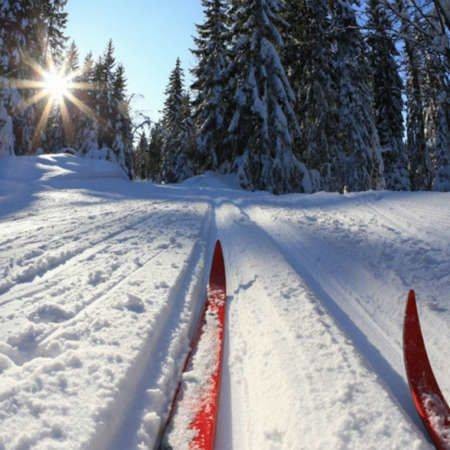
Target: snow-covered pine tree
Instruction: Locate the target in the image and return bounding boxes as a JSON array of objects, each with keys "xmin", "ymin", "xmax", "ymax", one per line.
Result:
[
  {"xmin": 396, "ymin": 2, "xmax": 432, "ymax": 190},
  {"xmin": 178, "ymin": 92, "xmax": 197, "ymax": 176},
  {"xmin": 42, "ymin": 0, "xmax": 68, "ymax": 65},
  {"xmin": 330, "ymin": 0, "xmax": 385, "ymax": 192},
  {"xmin": 0, "ymin": 0, "xmax": 39, "ymax": 156},
  {"xmin": 59, "ymin": 40, "xmax": 80, "ymax": 148},
  {"xmin": 134, "ymin": 131, "xmax": 150, "ymax": 179},
  {"xmin": 422, "ymin": 9, "xmax": 450, "ymax": 191},
  {"xmin": 33, "ymin": 0, "xmax": 68, "ymax": 152},
  {"xmin": 0, "ymin": 91, "xmax": 15, "ymax": 157},
  {"xmin": 96, "ymin": 40, "xmax": 116, "ymax": 150},
  {"xmin": 0, "ymin": 3, "xmax": 17, "ymax": 157},
  {"xmin": 42, "ymin": 41, "xmax": 78, "ymax": 153},
  {"xmin": 225, "ymin": 0, "xmax": 312, "ymax": 194},
  {"xmin": 148, "ymin": 122, "xmax": 164, "ymax": 181},
  {"xmin": 283, "ymin": 0, "xmax": 338, "ymax": 192},
  {"xmin": 191, "ymin": 0, "xmax": 230, "ymax": 172},
  {"xmin": 367, "ymin": 0, "xmax": 410, "ymax": 190},
  {"xmin": 111, "ymin": 63, "xmax": 134, "ymax": 178},
  {"xmin": 76, "ymin": 52, "xmax": 100, "ymax": 155},
  {"xmin": 160, "ymin": 59, "xmax": 195, "ymax": 183},
  {"xmin": 65, "ymin": 41, "xmax": 80, "ymax": 73}
]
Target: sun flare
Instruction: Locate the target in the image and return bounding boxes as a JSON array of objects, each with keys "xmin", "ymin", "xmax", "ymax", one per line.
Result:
[
  {"xmin": 43, "ymin": 70, "xmax": 71, "ymax": 103},
  {"xmin": 10, "ymin": 55, "xmax": 98, "ymax": 146}
]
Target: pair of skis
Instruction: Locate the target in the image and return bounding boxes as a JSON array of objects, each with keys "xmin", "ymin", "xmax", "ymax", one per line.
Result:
[{"xmin": 160, "ymin": 242, "xmax": 448, "ymax": 450}]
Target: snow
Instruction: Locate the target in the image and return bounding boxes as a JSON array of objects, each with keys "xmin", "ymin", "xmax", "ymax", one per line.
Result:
[{"xmin": 0, "ymin": 155, "xmax": 449, "ymax": 449}]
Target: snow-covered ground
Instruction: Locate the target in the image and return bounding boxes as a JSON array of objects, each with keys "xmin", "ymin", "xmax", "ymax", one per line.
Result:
[{"xmin": 0, "ymin": 155, "xmax": 448, "ymax": 450}]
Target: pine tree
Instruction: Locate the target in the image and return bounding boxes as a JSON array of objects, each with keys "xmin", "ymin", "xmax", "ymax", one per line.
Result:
[
  {"xmin": 367, "ymin": 0, "xmax": 410, "ymax": 190},
  {"xmin": 65, "ymin": 40, "xmax": 80, "ymax": 73},
  {"xmin": 42, "ymin": 40, "xmax": 79, "ymax": 153},
  {"xmin": 96, "ymin": 40, "xmax": 116, "ymax": 149},
  {"xmin": 0, "ymin": 92, "xmax": 14, "ymax": 157},
  {"xmin": 135, "ymin": 131, "xmax": 150, "ymax": 179},
  {"xmin": 330, "ymin": 0, "xmax": 385, "ymax": 192},
  {"xmin": 61, "ymin": 40, "xmax": 80, "ymax": 148},
  {"xmin": 416, "ymin": 7, "xmax": 450, "ymax": 191},
  {"xmin": 225, "ymin": 0, "xmax": 312, "ymax": 194},
  {"xmin": 34, "ymin": 0, "xmax": 68, "ymax": 152},
  {"xmin": 111, "ymin": 64, "xmax": 134, "ymax": 178},
  {"xmin": 283, "ymin": 0, "xmax": 338, "ymax": 191},
  {"xmin": 0, "ymin": 0, "xmax": 40, "ymax": 155},
  {"xmin": 42, "ymin": 0, "xmax": 68, "ymax": 64},
  {"xmin": 421, "ymin": 8, "xmax": 450, "ymax": 191},
  {"xmin": 397, "ymin": 3, "xmax": 432, "ymax": 190},
  {"xmin": 76, "ymin": 52, "xmax": 99, "ymax": 155},
  {"xmin": 148, "ymin": 122, "xmax": 164, "ymax": 180},
  {"xmin": 191, "ymin": 0, "xmax": 230, "ymax": 171},
  {"xmin": 0, "ymin": 2, "xmax": 16, "ymax": 156},
  {"xmin": 161, "ymin": 59, "xmax": 194, "ymax": 183}
]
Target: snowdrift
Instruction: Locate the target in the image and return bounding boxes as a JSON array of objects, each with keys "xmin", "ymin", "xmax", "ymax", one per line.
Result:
[
  {"xmin": 0, "ymin": 154, "xmax": 127, "ymax": 185},
  {"xmin": 180, "ymin": 171, "xmax": 241, "ymax": 191}
]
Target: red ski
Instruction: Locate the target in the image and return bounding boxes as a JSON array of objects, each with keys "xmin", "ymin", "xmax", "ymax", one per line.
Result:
[
  {"xmin": 403, "ymin": 290, "xmax": 450, "ymax": 450},
  {"xmin": 160, "ymin": 240, "xmax": 227, "ymax": 450},
  {"xmin": 189, "ymin": 240, "xmax": 227, "ymax": 449}
]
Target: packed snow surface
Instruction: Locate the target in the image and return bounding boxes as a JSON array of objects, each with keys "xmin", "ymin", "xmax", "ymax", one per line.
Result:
[{"xmin": 0, "ymin": 155, "xmax": 449, "ymax": 449}]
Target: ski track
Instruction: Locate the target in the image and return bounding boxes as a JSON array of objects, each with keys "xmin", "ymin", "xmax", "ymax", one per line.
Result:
[
  {"xmin": 215, "ymin": 201, "xmax": 429, "ymax": 450},
  {"xmin": 0, "ymin": 200, "xmax": 172, "ymax": 298},
  {"xmin": 0, "ymin": 198, "xmax": 211, "ymax": 450},
  {"xmin": 1, "ymin": 158, "xmax": 449, "ymax": 450},
  {"xmin": 0, "ymin": 204, "xmax": 178, "ymax": 333},
  {"xmin": 244, "ymin": 195, "xmax": 450, "ymax": 400},
  {"xmin": 1, "ymin": 212, "xmax": 182, "ymax": 366}
]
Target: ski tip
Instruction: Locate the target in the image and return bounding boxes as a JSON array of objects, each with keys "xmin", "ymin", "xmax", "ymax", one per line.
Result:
[
  {"xmin": 405, "ymin": 290, "xmax": 417, "ymax": 316},
  {"xmin": 211, "ymin": 240, "xmax": 226, "ymax": 290},
  {"xmin": 213, "ymin": 240, "xmax": 224, "ymax": 265},
  {"xmin": 214, "ymin": 240, "xmax": 223, "ymax": 252},
  {"xmin": 406, "ymin": 290, "xmax": 417, "ymax": 316},
  {"xmin": 405, "ymin": 290, "xmax": 419, "ymax": 329}
]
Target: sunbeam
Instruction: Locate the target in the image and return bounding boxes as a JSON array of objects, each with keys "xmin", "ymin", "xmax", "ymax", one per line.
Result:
[
  {"xmin": 43, "ymin": 70, "xmax": 70, "ymax": 103},
  {"xmin": 10, "ymin": 55, "xmax": 97, "ymax": 147}
]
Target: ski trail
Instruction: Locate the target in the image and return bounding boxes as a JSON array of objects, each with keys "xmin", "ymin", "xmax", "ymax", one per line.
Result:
[
  {"xmin": 215, "ymin": 201, "xmax": 429, "ymax": 450},
  {"xmin": 0, "ymin": 201, "xmax": 169, "ymax": 308},
  {"xmin": 244, "ymin": 205, "xmax": 426, "ymax": 429},
  {"xmin": 104, "ymin": 205, "xmax": 215, "ymax": 450},
  {"xmin": 0, "ymin": 200, "xmax": 171, "ymax": 297},
  {"xmin": 246, "ymin": 200, "xmax": 450, "ymax": 399},
  {"xmin": 0, "ymin": 202, "xmax": 210, "ymax": 450},
  {"xmin": 359, "ymin": 193, "xmax": 450, "ymax": 241},
  {"xmin": 0, "ymin": 203, "xmax": 189, "ymax": 365},
  {"xmin": 0, "ymin": 199, "xmax": 145, "ymax": 248}
]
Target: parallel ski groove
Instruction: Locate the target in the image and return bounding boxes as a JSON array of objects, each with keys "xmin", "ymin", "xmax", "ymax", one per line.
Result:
[
  {"xmin": 0, "ymin": 200, "xmax": 171, "ymax": 298},
  {"xmin": 238, "ymin": 201, "xmax": 428, "ymax": 436}
]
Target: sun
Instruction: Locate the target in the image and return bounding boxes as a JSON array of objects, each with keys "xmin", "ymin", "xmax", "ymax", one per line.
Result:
[
  {"xmin": 10, "ymin": 54, "xmax": 99, "ymax": 147},
  {"xmin": 43, "ymin": 70, "xmax": 71, "ymax": 103}
]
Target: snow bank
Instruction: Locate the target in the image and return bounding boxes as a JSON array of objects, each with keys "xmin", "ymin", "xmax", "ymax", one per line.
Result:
[
  {"xmin": 180, "ymin": 171, "xmax": 241, "ymax": 191},
  {"xmin": 0, "ymin": 154, "xmax": 127, "ymax": 185}
]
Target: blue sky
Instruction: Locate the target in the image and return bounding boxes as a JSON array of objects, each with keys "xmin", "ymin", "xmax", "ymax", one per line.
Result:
[{"xmin": 66, "ymin": 1, "xmax": 204, "ymax": 121}]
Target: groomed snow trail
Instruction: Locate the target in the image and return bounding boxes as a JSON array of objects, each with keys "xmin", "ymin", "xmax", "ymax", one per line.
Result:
[
  {"xmin": 0, "ymin": 157, "xmax": 213, "ymax": 450},
  {"xmin": 0, "ymin": 157, "xmax": 448, "ymax": 449},
  {"xmin": 215, "ymin": 202, "xmax": 428, "ymax": 450}
]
